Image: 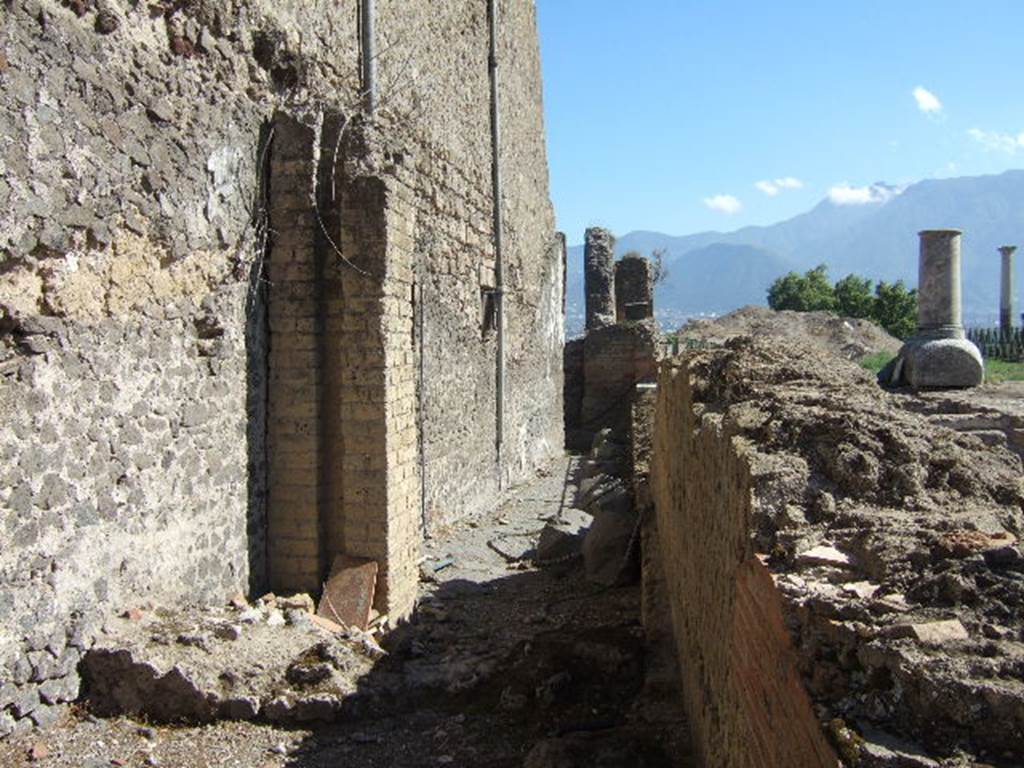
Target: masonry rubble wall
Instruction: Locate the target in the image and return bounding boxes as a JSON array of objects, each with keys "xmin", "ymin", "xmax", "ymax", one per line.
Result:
[
  {"xmin": 651, "ymin": 336, "xmax": 1024, "ymax": 767},
  {"xmin": 579, "ymin": 320, "xmax": 658, "ymax": 444},
  {"xmin": 614, "ymin": 254, "xmax": 652, "ymax": 322},
  {"xmin": 0, "ymin": 0, "xmax": 559, "ymax": 736}
]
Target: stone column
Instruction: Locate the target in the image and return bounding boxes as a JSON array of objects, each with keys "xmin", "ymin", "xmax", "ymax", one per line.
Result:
[
  {"xmin": 584, "ymin": 227, "xmax": 616, "ymax": 330},
  {"xmin": 917, "ymin": 229, "xmax": 964, "ymax": 338},
  {"xmin": 887, "ymin": 229, "xmax": 983, "ymax": 388},
  {"xmin": 614, "ymin": 254, "xmax": 654, "ymax": 321},
  {"xmin": 999, "ymin": 245, "xmax": 1016, "ymax": 336}
]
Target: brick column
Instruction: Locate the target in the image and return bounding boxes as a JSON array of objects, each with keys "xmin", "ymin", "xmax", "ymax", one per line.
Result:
[
  {"xmin": 266, "ymin": 114, "xmax": 325, "ymax": 593},
  {"xmin": 584, "ymin": 227, "xmax": 616, "ymax": 330},
  {"xmin": 324, "ymin": 138, "xmax": 421, "ymax": 620},
  {"xmin": 615, "ymin": 253, "xmax": 653, "ymax": 321}
]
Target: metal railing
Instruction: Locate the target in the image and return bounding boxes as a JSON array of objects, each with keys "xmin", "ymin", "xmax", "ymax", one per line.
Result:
[{"xmin": 966, "ymin": 327, "xmax": 1024, "ymax": 362}]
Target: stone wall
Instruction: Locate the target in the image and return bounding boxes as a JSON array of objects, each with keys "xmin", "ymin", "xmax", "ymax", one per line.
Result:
[
  {"xmin": 579, "ymin": 321, "xmax": 658, "ymax": 443},
  {"xmin": 0, "ymin": 0, "xmax": 560, "ymax": 736},
  {"xmin": 650, "ymin": 337, "xmax": 1024, "ymax": 766}
]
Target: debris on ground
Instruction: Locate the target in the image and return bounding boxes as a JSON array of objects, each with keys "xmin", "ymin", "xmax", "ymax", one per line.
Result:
[
  {"xmin": 1, "ymin": 458, "xmax": 695, "ymax": 768},
  {"xmin": 679, "ymin": 305, "xmax": 902, "ymax": 361},
  {"xmin": 80, "ymin": 593, "xmax": 381, "ymax": 725},
  {"xmin": 657, "ymin": 336, "xmax": 1024, "ymax": 765}
]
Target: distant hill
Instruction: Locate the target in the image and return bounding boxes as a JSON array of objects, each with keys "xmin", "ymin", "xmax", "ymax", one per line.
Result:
[{"xmin": 566, "ymin": 169, "xmax": 1024, "ymax": 335}]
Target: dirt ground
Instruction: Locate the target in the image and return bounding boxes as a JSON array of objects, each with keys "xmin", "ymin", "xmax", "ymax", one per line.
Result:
[
  {"xmin": 679, "ymin": 305, "xmax": 902, "ymax": 361},
  {"xmin": 0, "ymin": 457, "xmax": 694, "ymax": 768}
]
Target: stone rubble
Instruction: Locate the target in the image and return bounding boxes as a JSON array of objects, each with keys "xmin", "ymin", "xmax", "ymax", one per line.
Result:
[
  {"xmin": 652, "ymin": 336, "xmax": 1024, "ymax": 766},
  {"xmin": 80, "ymin": 593, "xmax": 382, "ymax": 725}
]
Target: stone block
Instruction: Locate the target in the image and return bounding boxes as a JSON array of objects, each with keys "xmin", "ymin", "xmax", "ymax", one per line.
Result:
[
  {"xmin": 536, "ymin": 508, "xmax": 591, "ymax": 563},
  {"xmin": 888, "ymin": 619, "xmax": 969, "ymax": 646},
  {"xmin": 317, "ymin": 555, "xmax": 378, "ymax": 630},
  {"xmin": 899, "ymin": 337, "xmax": 983, "ymax": 389},
  {"xmin": 10, "ymin": 686, "xmax": 40, "ymax": 718}
]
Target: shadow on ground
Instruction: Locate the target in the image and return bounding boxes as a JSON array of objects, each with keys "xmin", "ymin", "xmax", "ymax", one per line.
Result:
[{"xmin": 279, "ymin": 562, "xmax": 690, "ymax": 767}]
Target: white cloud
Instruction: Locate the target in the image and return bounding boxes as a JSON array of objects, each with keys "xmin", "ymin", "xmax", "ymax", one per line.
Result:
[
  {"xmin": 967, "ymin": 127, "xmax": 1024, "ymax": 154},
  {"xmin": 754, "ymin": 177, "xmax": 804, "ymax": 197},
  {"xmin": 913, "ymin": 86, "xmax": 942, "ymax": 115},
  {"xmin": 827, "ymin": 182, "xmax": 903, "ymax": 206},
  {"xmin": 703, "ymin": 194, "xmax": 742, "ymax": 214}
]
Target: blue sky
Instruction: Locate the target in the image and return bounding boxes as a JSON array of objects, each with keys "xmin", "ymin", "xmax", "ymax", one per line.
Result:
[{"xmin": 536, "ymin": 1, "xmax": 1024, "ymax": 244}]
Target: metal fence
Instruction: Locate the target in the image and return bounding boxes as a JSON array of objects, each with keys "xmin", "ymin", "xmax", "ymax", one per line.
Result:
[
  {"xmin": 966, "ymin": 327, "xmax": 1024, "ymax": 362},
  {"xmin": 658, "ymin": 336, "xmax": 720, "ymax": 358}
]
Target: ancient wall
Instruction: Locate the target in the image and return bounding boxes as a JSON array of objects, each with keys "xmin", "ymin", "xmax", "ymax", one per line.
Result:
[
  {"xmin": 650, "ymin": 354, "xmax": 836, "ymax": 768},
  {"xmin": 398, "ymin": 0, "xmax": 563, "ymax": 525},
  {"xmin": 651, "ymin": 337, "xmax": 1024, "ymax": 767},
  {"xmin": 0, "ymin": 0, "xmax": 559, "ymax": 735},
  {"xmin": 579, "ymin": 321, "xmax": 658, "ymax": 442}
]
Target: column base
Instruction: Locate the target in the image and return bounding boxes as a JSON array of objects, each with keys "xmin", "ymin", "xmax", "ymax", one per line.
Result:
[{"xmin": 882, "ymin": 337, "xmax": 983, "ymax": 389}]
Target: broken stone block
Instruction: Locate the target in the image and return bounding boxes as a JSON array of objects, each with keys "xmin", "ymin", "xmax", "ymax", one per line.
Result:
[
  {"xmin": 291, "ymin": 694, "xmax": 342, "ymax": 722},
  {"xmin": 211, "ymin": 623, "xmax": 242, "ymax": 641},
  {"xmin": 28, "ymin": 703, "xmax": 64, "ymax": 729},
  {"xmin": 841, "ymin": 581, "xmax": 879, "ymax": 600},
  {"xmin": 317, "ymin": 556, "xmax": 378, "ymax": 631},
  {"xmin": 277, "ymin": 593, "xmax": 315, "ymax": 613},
  {"xmin": 888, "ymin": 619, "xmax": 968, "ymax": 646},
  {"xmin": 285, "ymin": 661, "xmax": 333, "ymax": 686},
  {"xmin": 309, "ymin": 614, "xmax": 344, "ymax": 634},
  {"xmin": 797, "ymin": 545, "xmax": 854, "ymax": 569},
  {"xmin": 218, "ymin": 696, "xmax": 260, "ymax": 720},
  {"xmin": 284, "ymin": 609, "xmax": 312, "ymax": 628},
  {"xmin": 0, "ymin": 710, "xmax": 14, "ymax": 739},
  {"xmin": 487, "ymin": 534, "xmax": 535, "ymax": 562},
  {"xmin": 10, "ymin": 687, "xmax": 40, "ymax": 718},
  {"xmin": 535, "ymin": 509, "xmax": 590, "ymax": 563},
  {"xmin": 582, "ymin": 496, "xmax": 638, "ymax": 587},
  {"xmin": 238, "ymin": 607, "xmax": 262, "ymax": 624}
]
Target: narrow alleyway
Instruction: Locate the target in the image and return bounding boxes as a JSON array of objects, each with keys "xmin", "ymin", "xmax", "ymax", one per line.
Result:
[{"xmin": 0, "ymin": 456, "xmax": 694, "ymax": 768}]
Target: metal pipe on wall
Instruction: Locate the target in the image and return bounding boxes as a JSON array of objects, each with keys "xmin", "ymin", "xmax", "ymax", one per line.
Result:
[
  {"xmin": 360, "ymin": 0, "xmax": 377, "ymax": 113},
  {"xmin": 487, "ymin": 0, "xmax": 506, "ymax": 485}
]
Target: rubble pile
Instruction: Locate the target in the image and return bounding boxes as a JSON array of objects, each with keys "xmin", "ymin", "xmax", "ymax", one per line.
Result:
[
  {"xmin": 81, "ymin": 593, "xmax": 383, "ymax": 725},
  {"xmin": 679, "ymin": 305, "xmax": 901, "ymax": 362},
  {"xmin": 653, "ymin": 336, "xmax": 1024, "ymax": 766}
]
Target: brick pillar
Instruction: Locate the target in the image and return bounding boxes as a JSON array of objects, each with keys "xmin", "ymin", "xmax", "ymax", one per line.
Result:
[
  {"xmin": 325, "ymin": 131, "xmax": 421, "ymax": 620},
  {"xmin": 266, "ymin": 114, "xmax": 325, "ymax": 594},
  {"xmin": 615, "ymin": 254, "xmax": 653, "ymax": 321},
  {"xmin": 584, "ymin": 227, "xmax": 616, "ymax": 330},
  {"xmin": 266, "ymin": 115, "xmax": 422, "ymax": 618}
]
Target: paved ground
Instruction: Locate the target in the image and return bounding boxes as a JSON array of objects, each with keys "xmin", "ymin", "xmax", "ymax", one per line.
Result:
[{"xmin": 0, "ymin": 456, "xmax": 694, "ymax": 768}]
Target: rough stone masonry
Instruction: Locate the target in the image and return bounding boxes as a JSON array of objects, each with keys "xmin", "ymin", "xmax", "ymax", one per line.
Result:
[{"xmin": 0, "ymin": 0, "xmax": 562, "ymax": 737}]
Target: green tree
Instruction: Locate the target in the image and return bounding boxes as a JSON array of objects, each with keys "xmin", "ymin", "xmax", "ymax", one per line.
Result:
[
  {"xmin": 873, "ymin": 280, "xmax": 917, "ymax": 339},
  {"xmin": 834, "ymin": 274, "xmax": 874, "ymax": 318},
  {"xmin": 767, "ymin": 264, "xmax": 836, "ymax": 312}
]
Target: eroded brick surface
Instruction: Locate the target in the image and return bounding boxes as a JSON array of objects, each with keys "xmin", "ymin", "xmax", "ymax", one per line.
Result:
[{"xmin": 651, "ymin": 337, "xmax": 1024, "ymax": 766}]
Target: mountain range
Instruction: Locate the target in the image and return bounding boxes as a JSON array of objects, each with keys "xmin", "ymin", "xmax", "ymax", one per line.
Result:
[{"xmin": 565, "ymin": 169, "xmax": 1024, "ymax": 334}]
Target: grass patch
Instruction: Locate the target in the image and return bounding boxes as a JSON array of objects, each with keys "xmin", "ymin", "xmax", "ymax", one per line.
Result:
[
  {"xmin": 859, "ymin": 350, "xmax": 896, "ymax": 374},
  {"xmin": 984, "ymin": 358, "xmax": 1024, "ymax": 383}
]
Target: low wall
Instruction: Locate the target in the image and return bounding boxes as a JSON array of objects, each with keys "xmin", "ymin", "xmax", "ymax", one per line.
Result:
[{"xmin": 650, "ymin": 337, "xmax": 1024, "ymax": 767}]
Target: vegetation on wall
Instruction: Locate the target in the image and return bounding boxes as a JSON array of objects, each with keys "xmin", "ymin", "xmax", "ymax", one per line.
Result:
[{"xmin": 768, "ymin": 264, "xmax": 918, "ymax": 339}]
